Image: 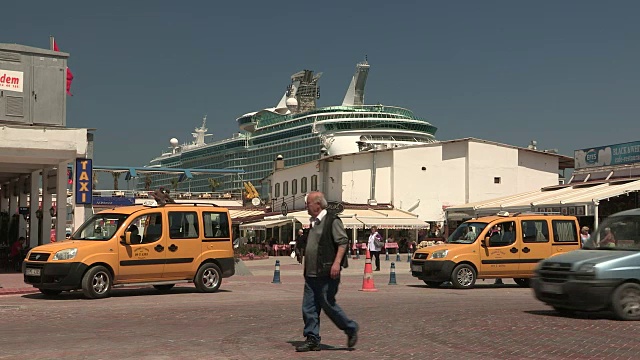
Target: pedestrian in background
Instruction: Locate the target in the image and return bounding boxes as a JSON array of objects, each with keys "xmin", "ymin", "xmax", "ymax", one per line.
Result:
[
  {"xmin": 368, "ymin": 226, "xmax": 383, "ymax": 271},
  {"xmin": 9, "ymin": 236, "xmax": 26, "ymax": 271},
  {"xmin": 580, "ymin": 226, "xmax": 591, "ymax": 247},
  {"xmin": 296, "ymin": 191, "xmax": 358, "ymax": 352}
]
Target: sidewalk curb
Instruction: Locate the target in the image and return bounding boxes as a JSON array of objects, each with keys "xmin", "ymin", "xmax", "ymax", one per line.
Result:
[{"xmin": 0, "ymin": 288, "xmax": 39, "ymax": 296}]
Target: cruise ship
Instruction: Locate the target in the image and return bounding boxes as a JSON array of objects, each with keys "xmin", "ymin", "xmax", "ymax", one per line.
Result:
[{"xmin": 144, "ymin": 61, "xmax": 438, "ymax": 199}]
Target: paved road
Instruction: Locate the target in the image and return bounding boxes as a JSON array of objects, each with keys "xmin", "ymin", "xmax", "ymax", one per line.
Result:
[{"xmin": 0, "ymin": 257, "xmax": 638, "ymax": 359}]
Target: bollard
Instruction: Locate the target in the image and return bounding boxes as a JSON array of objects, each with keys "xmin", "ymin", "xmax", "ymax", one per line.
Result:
[
  {"xmin": 272, "ymin": 260, "xmax": 281, "ymax": 284},
  {"xmin": 385, "ymin": 248, "xmax": 390, "ymax": 261},
  {"xmin": 388, "ymin": 262, "xmax": 397, "ymax": 285},
  {"xmin": 396, "ymin": 251, "xmax": 401, "ymax": 262},
  {"xmin": 356, "ymin": 248, "xmax": 360, "ymax": 260},
  {"xmin": 407, "ymin": 249, "xmax": 412, "ymax": 262}
]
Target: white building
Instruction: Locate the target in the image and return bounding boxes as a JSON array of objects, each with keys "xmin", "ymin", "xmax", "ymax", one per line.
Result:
[{"xmin": 267, "ymin": 138, "xmax": 573, "ymax": 223}]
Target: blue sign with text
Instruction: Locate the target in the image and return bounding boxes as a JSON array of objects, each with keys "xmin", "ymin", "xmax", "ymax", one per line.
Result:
[
  {"xmin": 574, "ymin": 140, "xmax": 640, "ymax": 169},
  {"xmin": 75, "ymin": 158, "xmax": 93, "ymax": 204},
  {"xmin": 92, "ymin": 197, "xmax": 135, "ymax": 206}
]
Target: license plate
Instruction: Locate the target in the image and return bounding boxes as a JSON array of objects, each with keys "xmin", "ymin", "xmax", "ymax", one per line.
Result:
[
  {"xmin": 25, "ymin": 268, "xmax": 41, "ymax": 276},
  {"xmin": 411, "ymin": 264, "xmax": 422, "ymax": 272},
  {"xmin": 541, "ymin": 282, "xmax": 562, "ymax": 294}
]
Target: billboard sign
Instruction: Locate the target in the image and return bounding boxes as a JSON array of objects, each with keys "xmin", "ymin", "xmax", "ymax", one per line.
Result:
[
  {"xmin": 0, "ymin": 69, "xmax": 23, "ymax": 92},
  {"xmin": 574, "ymin": 141, "xmax": 640, "ymax": 169}
]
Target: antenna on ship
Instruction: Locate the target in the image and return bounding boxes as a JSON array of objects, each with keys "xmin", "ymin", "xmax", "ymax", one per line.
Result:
[{"xmin": 192, "ymin": 115, "xmax": 211, "ymax": 147}]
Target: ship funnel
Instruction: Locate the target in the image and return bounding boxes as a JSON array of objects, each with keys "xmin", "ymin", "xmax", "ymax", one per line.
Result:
[{"xmin": 342, "ymin": 60, "xmax": 370, "ymax": 106}]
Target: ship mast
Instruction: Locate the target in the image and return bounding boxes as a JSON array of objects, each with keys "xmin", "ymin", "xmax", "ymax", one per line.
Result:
[{"xmin": 192, "ymin": 115, "xmax": 210, "ymax": 146}]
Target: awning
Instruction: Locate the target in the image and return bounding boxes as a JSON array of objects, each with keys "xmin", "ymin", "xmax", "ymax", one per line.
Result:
[
  {"xmin": 337, "ymin": 216, "xmax": 364, "ymax": 229},
  {"xmin": 230, "ymin": 209, "xmax": 264, "ymax": 219},
  {"xmin": 444, "ymin": 179, "xmax": 640, "ymax": 214},
  {"xmin": 357, "ymin": 217, "xmax": 429, "ymax": 229},
  {"xmin": 290, "ymin": 210, "xmax": 364, "ymax": 229},
  {"xmin": 239, "ymin": 219, "xmax": 292, "ymax": 230}
]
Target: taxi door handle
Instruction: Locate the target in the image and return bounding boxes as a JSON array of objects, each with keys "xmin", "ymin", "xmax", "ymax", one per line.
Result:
[
  {"xmin": 522, "ymin": 247, "xmax": 530, "ymax": 253},
  {"xmin": 154, "ymin": 245, "xmax": 164, "ymax": 252},
  {"xmin": 510, "ymin": 247, "xmax": 518, "ymax": 253},
  {"xmin": 168, "ymin": 244, "xmax": 178, "ymax": 252}
]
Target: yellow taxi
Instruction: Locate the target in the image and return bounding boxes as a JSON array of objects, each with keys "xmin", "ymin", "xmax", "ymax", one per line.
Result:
[
  {"xmin": 411, "ymin": 212, "xmax": 581, "ymax": 289},
  {"xmin": 23, "ymin": 203, "xmax": 234, "ymax": 298}
]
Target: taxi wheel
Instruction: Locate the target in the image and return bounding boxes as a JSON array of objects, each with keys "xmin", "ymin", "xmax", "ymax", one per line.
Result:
[
  {"xmin": 451, "ymin": 264, "xmax": 476, "ymax": 289},
  {"xmin": 153, "ymin": 284, "xmax": 175, "ymax": 293},
  {"xmin": 514, "ymin": 278, "xmax": 530, "ymax": 288},
  {"xmin": 39, "ymin": 289, "xmax": 62, "ymax": 296},
  {"xmin": 82, "ymin": 265, "xmax": 112, "ymax": 299},
  {"xmin": 612, "ymin": 283, "xmax": 640, "ymax": 321},
  {"xmin": 423, "ymin": 281, "xmax": 443, "ymax": 288},
  {"xmin": 195, "ymin": 263, "xmax": 222, "ymax": 293}
]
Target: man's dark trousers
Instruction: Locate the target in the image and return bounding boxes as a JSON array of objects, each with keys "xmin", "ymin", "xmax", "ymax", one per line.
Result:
[{"xmin": 302, "ymin": 276, "xmax": 358, "ymax": 343}]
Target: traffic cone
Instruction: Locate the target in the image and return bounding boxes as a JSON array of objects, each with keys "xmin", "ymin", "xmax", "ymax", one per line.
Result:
[
  {"xmin": 385, "ymin": 248, "xmax": 390, "ymax": 261},
  {"xmin": 395, "ymin": 251, "xmax": 401, "ymax": 262},
  {"xmin": 359, "ymin": 249, "xmax": 378, "ymax": 292},
  {"xmin": 388, "ymin": 262, "xmax": 397, "ymax": 285},
  {"xmin": 272, "ymin": 260, "xmax": 281, "ymax": 284}
]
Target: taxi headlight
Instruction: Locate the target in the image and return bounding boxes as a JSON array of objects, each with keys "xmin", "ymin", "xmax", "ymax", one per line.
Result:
[
  {"xmin": 430, "ymin": 250, "xmax": 449, "ymax": 259},
  {"xmin": 53, "ymin": 248, "xmax": 78, "ymax": 261},
  {"xmin": 577, "ymin": 263, "xmax": 596, "ymax": 273}
]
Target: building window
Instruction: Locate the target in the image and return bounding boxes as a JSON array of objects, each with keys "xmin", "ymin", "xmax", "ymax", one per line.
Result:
[
  {"xmin": 301, "ymin": 177, "xmax": 308, "ymax": 193},
  {"xmin": 283, "ymin": 181, "xmax": 289, "ymax": 196},
  {"xmin": 292, "ymin": 179, "xmax": 297, "ymax": 195},
  {"xmin": 275, "ymin": 183, "xmax": 280, "ymax": 198},
  {"xmin": 311, "ymin": 175, "xmax": 318, "ymax": 191},
  {"xmin": 494, "ymin": 177, "xmax": 501, "ymax": 184}
]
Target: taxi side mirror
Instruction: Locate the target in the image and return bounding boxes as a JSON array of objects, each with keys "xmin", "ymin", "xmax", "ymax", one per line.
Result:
[
  {"xmin": 482, "ymin": 236, "xmax": 490, "ymax": 247},
  {"xmin": 120, "ymin": 232, "xmax": 133, "ymax": 245}
]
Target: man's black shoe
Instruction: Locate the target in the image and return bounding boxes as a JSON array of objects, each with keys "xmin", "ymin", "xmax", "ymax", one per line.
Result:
[
  {"xmin": 347, "ymin": 332, "xmax": 358, "ymax": 348},
  {"xmin": 296, "ymin": 341, "xmax": 320, "ymax": 352}
]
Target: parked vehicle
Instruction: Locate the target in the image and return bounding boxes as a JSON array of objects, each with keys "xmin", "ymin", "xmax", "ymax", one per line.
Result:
[
  {"xmin": 23, "ymin": 203, "xmax": 234, "ymax": 299},
  {"xmin": 411, "ymin": 212, "xmax": 581, "ymax": 289},
  {"xmin": 532, "ymin": 208, "xmax": 640, "ymax": 320}
]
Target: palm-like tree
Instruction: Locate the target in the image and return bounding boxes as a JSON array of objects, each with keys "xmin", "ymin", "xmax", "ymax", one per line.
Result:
[
  {"xmin": 144, "ymin": 175, "xmax": 152, "ymax": 191},
  {"xmin": 92, "ymin": 171, "xmax": 98, "ymax": 189},
  {"xmin": 207, "ymin": 178, "xmax": 221, "ymax": 192},
  {"xmin": 170, "ymin": 178, "xmax": 179, "ymax": 191},
  {"xmin": 111, "ymin": 172, "xmax": 120, "ymax": 190}
]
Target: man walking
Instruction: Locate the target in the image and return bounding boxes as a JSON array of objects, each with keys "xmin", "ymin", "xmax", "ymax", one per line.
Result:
[{"xmin": 295, "ymin": 191, "xmax": 359, "ymax": 352}]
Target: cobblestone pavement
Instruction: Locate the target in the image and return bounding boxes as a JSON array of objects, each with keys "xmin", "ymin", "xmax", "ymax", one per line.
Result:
[{"xmin": 0, "ymin": 257, "xmax": 638, "ymax": 359}]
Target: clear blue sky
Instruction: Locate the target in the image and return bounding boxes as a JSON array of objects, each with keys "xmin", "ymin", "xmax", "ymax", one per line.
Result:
[{"xmin": 3, "ymin": 1, "xmax": 640, "ymax": 168}]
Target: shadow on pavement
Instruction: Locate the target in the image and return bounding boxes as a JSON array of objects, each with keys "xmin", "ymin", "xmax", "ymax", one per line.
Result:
[
  {"xmin": 524, "ymin": 309, "xmax": 616, "ymax": 320},
  {"xmin": 21, "ymin": 287, "xmax": 231, "ymax": 300},
  {"xmin": 405, "ymin": 283, "xmax": 521, "ymax": 289},
  {"xmin": 287, "ymin": 340, "xmax": 352, "ymax": 352}
]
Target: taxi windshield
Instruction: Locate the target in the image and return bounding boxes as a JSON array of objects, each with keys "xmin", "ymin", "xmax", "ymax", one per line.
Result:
[
  {"xmin": 447, "ymin": 222, "xmax": 489, "ymax": 244},
  {"xmin": 70, "ymin": 213, "xmax": 129, "ymax": 241},
  {"xmin": 584, "ymin": 214, "xmax": 640, "ymax": 251}
]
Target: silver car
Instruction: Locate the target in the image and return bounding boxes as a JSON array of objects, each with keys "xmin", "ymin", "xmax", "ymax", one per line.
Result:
[{"xmin": 532, "ymin": 208, "xmax": 640, "ymax": 320}]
